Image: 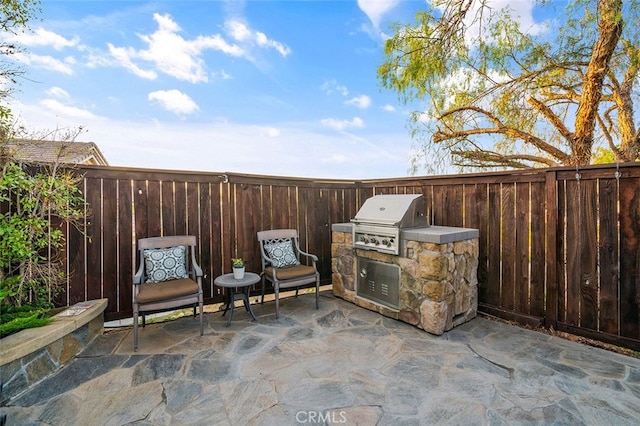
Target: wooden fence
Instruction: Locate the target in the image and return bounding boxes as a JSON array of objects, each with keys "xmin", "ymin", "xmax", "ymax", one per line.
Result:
[{"xmin": 33, "ymin": 163, "xmax": 640, "ymax": 351}]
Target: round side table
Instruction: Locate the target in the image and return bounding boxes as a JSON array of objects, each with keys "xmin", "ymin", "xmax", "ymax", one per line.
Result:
[{"xmin": 214, "ymin": 272, "xmax": 260, "ymax": 326}]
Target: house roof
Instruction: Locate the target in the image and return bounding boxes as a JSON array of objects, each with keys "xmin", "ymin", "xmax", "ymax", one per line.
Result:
[{"xmin": 1, "ymin": 140, "xmax": 109, "ymax": 166}]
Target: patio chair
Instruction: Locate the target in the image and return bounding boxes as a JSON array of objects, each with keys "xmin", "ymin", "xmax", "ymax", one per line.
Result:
[
  {"xmin": 257, "ymin": 229, "xmax": 320, "ymax": 318},
  {"xmin": 132, "ymin": 235, "xmax": 203, "ymax": 351}
]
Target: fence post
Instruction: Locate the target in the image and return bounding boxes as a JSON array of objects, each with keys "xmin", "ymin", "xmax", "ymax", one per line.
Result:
[{"xmin": 545, "ymin": 169, "xmax": 558, "ymax": 329}]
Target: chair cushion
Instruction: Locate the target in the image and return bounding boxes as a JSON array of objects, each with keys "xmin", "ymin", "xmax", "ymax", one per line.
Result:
[
  {"xmin": 135, "ymin": 278, "xmax": 199, "ymax": 304},
  {"xmin": 264, "ymin": 240, "xmax": 300, "ymax": 268},
  {"xmin": 266, "ymin": 264, "xmax": 316, "ymax": 280},
  {"xmin": 143, "ymin": 246, "xmax": 188, "ymax": 283}
]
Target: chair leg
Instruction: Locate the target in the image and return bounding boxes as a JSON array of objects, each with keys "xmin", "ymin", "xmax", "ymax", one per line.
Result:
[
  {"xmin": 261, "ymin": 276, "xmax": 266, "ymax": 304},
  {"xmin": 199, "ymin": 298, "xmax": 203, "ymax": 336},
  {"xmin": 275, "ymin": 286, "xmax": 280, "ymax": 319},
  {"xmin": 133, "ymin": 308, "xmax": 139, "ymax": 351},
  {"xmin": 315, "ymin": 277, "xmax": 319, "ymax": 309}
]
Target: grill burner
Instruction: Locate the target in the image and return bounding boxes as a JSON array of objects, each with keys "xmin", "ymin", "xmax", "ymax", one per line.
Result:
[{"xmin": 351, "ymin": 194, "xmax": 427, "ymax": 255}]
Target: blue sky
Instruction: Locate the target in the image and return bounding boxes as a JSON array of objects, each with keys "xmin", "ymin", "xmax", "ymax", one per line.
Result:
[{"xmin": 7, "ymin": 0, "xmax": 542, "ymax": 179}]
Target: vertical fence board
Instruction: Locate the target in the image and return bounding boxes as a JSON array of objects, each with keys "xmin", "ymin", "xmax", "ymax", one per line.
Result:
[
  {"xmin": 485, "ymin": 183, "xmax": 501, "ymax": 307},
  {"xmin": 133, "ymin": 180, "xmax": 148, "ymax": 239},
  {"xmin": 598, "ymin": 177, "xmax": 619, "ymax": 334},
  {"xmin": 101, "ymin": 179, "xmax": 119, "ymax": 310},
  {"xmin": 556, "ymin": 179, "xmax": 567, "ymax": 323},
  {"xmin": 198, "ymin": 182, "xmax": 213, "ymax": 297},
  {"xmin": 529, "ymin": 181, "xmax": 546, "ymax": 317},
  {"xmin": 174, "ymin": 181, "xmax": 187, "ymax": 236},
  {"xmin": 271, "ymin": 186, "xmax": 289, "ymax": 230},
  {"xmin": 161, "ymin": 181, "xmax": 175, "ymax": 236},
  {"xmin": 432, "ymin": 186, "xmax": 446, "ymax": 225},
  {"xmin": 565, "ymin": 179, "xmax": 581, "ymax": 326},
  {"xmin": 545, "ymin": 171, "xmax": 559, "ymax": 327},
  {"xmin": 85, "ymin": 178, "xmax": 103, "ymax": 302},
  {"xmin": 579, "ymin": 179, "xmax": 598, "ymax": 330},
  {"xmin": 501, "ymin": 183, "xmax": 516, "ymax": 311},
  {"xmin": 515, "ymin": 182, "xmax": 530, "ymax": 313},
  {"xmin": 117, "ymin": 179, "xmax": 133, "ymax": 318},
  {"xmin": 210, "ymin": 182, "xmax": 223, "ymax": 300},
  {"xmin": 469, "ymin": 184, "xmax": 489, "ymax": 302},
  {"xmin": 447, "ymin": 184, "xmax": 464, "ymax": 227},
  {"xmin": 65, "ymin": 178, "xmax": 88, "ymax": 305},
  {"xmin": 618, "ymin": 177, "xmax": 640, "ymax": 340},
  {"xmin": 146, "ymin": 180, "xmax": 162, "ymax": 237}
]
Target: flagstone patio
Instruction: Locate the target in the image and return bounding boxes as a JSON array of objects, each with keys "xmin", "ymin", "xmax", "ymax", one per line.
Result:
[{"xmin": 3, "ymin": 291, "xmax": 640, "ymax": 425}]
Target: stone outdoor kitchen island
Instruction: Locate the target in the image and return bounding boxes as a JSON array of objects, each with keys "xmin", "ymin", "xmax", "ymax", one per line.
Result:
[{"xmin": 332, "ymin": 223, "xmax": 479, "ymax": 335}]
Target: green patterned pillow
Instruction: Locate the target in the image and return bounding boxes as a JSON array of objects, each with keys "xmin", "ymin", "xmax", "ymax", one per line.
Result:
[
  {"xmin": 143, "ymin": 246, "xmax": 188, "ymax": 283},
  {"xmin": 264, "ymin": 240, "xmax": 300, "ymax": 268}
]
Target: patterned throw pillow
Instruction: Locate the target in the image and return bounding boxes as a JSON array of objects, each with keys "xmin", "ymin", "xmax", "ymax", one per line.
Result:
[
  {"xmin": 264, "ymin": 240, "xmax": 300, "ymax": 268},
  {"xmin": 143, "ymin": 246, "xmax": 188, "ymax": 283}
]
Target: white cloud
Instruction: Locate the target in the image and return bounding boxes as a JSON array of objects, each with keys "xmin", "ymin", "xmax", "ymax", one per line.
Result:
[
  {"xmin": 321, "ymin": 80, "xmax": 349, "ymax": 96},
  {"xmin": 357, "ymin": 0, "xmax": 401, "ymax": 28},
  {"xmin": 11, "ymin": 100, "xmax": 411, "ymax": 179},
  {"xmin": 321, "ymin": 117, "xmax": 365, "ymax": 131},
  {"xmin": 458, "ymin": 0, "xmax": 548, "ymax": 45},
  {"xmin": 346, "ymin": 95, "xmax": 371, "ymax": 109},
  {"xmin": 212, "ymin": 69, "xmax": 232, "ymax": 80},
  {"xmin": 260, "ymin": 127, "xmax": 281, "ymax": 138},
  {"xmin": 109, "ymin": 13, "xmax": 244, "ymax": 83},
  {"xmin": 382, "ymin": 104, "xmax": 396, "ymax": 112},
  {"xmin": 107, "ymin": 44, "xmax": 158, "ymax": 79},
  {"xmin": 13, "ymin": 27, "xmax": 79, "ymax": 50},
  {"xmin": 148, "ymin": 90, "xmax": 199, "ymax": 115},
  {"xmin": 225, "ymin": 20, "xmax": 291, "ymax": 57},
  {"xmin": 39, "ymin": 99, "xmax": 98, "ymax": 120},
  {"xmin": 46, "ymin": 87, "xmax": 70, "ymax": 98},
  {"xmin": 13, "ymin": 52, "xmax": 75, "ymax": 74},
  {"xmin": 107, "ymin": 14, "xmax": 289, "ymax": 83}
]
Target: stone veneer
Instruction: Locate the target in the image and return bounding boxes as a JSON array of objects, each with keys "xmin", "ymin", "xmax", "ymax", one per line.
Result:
[
  {"xmin": 0, "ymin": 299, "xmax": 107, "ymax": 403},
  {"xmin": 332, "ymin": 224, "xmax": 479, "ymax": 335}
]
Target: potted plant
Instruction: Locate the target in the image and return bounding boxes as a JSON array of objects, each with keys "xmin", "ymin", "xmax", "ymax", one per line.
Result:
[{"xmin": 232, "ymin": 258, "xmax": 245, "ymax": 279}]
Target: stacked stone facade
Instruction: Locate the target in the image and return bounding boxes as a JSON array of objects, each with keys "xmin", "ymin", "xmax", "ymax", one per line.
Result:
[{"xmin": 332, "ymin": 228, "xmax": 478, "ymax": 335}]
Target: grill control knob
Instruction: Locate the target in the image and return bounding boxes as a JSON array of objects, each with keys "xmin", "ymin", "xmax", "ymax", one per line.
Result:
[
  {"xmin": 381, "ymin": 239, "xmax": 389, "ymax": 246},
  {"xmin": 370, "ymin": 237, "xmax": 378, "ymax": 244}
]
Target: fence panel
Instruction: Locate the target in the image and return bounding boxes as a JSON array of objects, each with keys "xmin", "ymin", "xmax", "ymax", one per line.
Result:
[
  {"xmin": 529, "ymin": 181, "xmax": 546, "ymax": 318},
  {"xmin": 619, "ymin": 175, "xmax": 640, "ymax": 341},
  {"xmin": 18, "ymin": 164, "xmax": 638, "ymax": 350},
  {"xmin": 598, "ymin": 177, "xmax": 619, "ymax": 335}
]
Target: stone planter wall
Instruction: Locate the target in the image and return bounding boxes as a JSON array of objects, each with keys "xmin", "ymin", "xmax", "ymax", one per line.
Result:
[
  {"xmin": 332, "ymin": 225, "xmax": 479, "ymax": 335},
  {"xmin": 0, "ymin": 299, "xmax": 107, "ymax": 403}
]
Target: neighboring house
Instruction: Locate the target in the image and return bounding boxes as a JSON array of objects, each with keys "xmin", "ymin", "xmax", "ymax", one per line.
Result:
[{"xmin": 1, "ymin": 140, "xmax": 109, "ymax": 166}]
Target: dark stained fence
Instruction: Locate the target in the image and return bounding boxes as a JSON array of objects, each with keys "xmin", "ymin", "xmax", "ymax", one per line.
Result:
[{"xmin": 45, "ymin": 163, "xmax": 640, "ymax": 351}]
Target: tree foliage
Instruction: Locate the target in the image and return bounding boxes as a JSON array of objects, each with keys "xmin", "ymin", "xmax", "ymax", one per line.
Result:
[
  {"xmin": 0, "ymin": 0, "xmax": 41, "ymax": 124},
  {"xmin": 0, "ymin": 158, "xmax": 86, "ymax": 308},
  {"xmin": 379, "ymin": 0, "xmax": 639, "ymax": 172}
]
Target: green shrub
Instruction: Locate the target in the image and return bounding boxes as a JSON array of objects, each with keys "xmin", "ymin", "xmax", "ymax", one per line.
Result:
[{"xmin": 0, "ymin": 303, "xmax": 52, "ymax": 338}]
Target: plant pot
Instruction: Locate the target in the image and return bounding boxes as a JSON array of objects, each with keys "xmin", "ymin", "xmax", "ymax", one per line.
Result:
[{"xmin": 233, "ymin": 266, "xmax": 245, "ymax": 279}]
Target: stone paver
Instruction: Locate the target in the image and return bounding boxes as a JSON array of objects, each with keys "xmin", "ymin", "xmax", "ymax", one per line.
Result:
[{"xmin": 3, "ymin": 292, "xmax": 640, "ymax": 425}]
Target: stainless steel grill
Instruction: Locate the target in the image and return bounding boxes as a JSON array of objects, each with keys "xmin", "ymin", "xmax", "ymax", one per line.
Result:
[{"xmin": 351, "ymin": 194, "xmax": 427, "ymax": 255}]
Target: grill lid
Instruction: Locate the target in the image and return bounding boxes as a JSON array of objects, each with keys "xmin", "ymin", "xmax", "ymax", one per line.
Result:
[{"xmin": 351, "ymin": 194, "xmax": 428, "ymax": 228}]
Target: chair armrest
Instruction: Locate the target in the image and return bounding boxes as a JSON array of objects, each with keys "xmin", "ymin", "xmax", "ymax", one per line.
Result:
[
  {"xmin": 133, "ymin": 261, "xmax": 144, "ymax": 284},
  {"xmin": 299, "ymin": 250, "xmax": 318, "ymax": 263},
  {"xmin": 262, "ymin": 253, "xmax": 277, "ymax": 267}
]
